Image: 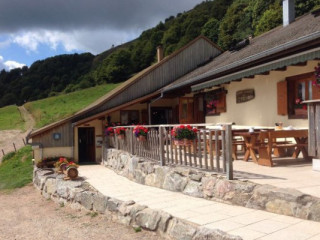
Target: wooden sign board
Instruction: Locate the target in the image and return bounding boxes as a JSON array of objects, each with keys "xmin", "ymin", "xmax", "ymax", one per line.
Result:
[{"xmin": 236, "ymin": 89, "xmax": 255, "ymax": 103}]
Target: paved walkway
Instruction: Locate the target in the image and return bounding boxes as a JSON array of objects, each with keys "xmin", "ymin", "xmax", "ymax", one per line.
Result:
[{"xmin": 80, "ymin": 165, "xmax": 320, "ymax": 240}]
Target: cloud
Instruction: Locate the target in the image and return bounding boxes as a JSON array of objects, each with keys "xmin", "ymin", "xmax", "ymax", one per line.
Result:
[
  {"xmin": 0, "ymin": 0, "xmax": 202, "ymax": 54},
  {"xmin": 10, "ymin": 28, "xmax": 138, "ymax": 54},
  {"xmin": 0, "ymin": 55, "xmax": 25, "ymax": 71}
]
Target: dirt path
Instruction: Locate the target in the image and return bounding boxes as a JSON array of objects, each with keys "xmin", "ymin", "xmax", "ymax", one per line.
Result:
[
  {"xmin": 0, "ymin": 185, "xmax": 162, "ymax": 240},
  {"xmin": 0, "ymin": 106, "xmax": 35, "ymax": 161}
]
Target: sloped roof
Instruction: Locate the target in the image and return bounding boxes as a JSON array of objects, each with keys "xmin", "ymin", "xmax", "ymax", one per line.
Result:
[
  {"xmin": 163, "ymin": 12, "xmax": 320, "ymax": 93},
  {"xmin": 30, "ymin": 36, "xmax": 220, "ymax": 137}
]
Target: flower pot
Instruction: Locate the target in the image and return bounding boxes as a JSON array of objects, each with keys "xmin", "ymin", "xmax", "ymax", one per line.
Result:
[
  {"xmin": 174, "ymin": 139, "xmax": 184, "ymax": 146},
  {"xmin": 184, "ymin": 139, "xmax": 193, "ymax": 146},
  {"xmin": 66, "ymin": 166, "xmax": 79, "ymax": 180},
  {"xmin": 117, "ymin": 134, "xmax": 125, "ymax": 140},
  {"xmin": 294, "ymin": 108, "xmax": 307, "ymax": 116},
  {"xmin": 137, "ymin": 135, "xmax": 147, "ymax": 142},
  {"xmin": 59, "ymin": 163, "xmax": 68, "ymax": 173}
]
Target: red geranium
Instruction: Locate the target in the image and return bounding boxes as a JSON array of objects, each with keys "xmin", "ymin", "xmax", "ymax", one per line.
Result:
[{"xmin": 115, "ymin": 127, "xmax": 126, "ymax": 135}]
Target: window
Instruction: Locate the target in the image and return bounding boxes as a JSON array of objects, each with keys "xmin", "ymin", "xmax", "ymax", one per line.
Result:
[
  {"xmin": 204, "ymin": 88, "xmax": 227, "ymax": 116},
  {"xmin": 120, "ymin": 110, "xmax": 139, "ymax": 125},
  {"xmin": 287, "ymin": 73, "xmax": 317, "ymax": 119},
  {"xmin": 278, "ymin": 72, "xmax": 320, "ymax": 119}
]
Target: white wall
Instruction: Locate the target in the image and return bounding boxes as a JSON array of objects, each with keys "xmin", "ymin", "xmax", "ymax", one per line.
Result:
[{"xmin": 206, "ymin": 60, "xmax": 320, "ymax": 128}]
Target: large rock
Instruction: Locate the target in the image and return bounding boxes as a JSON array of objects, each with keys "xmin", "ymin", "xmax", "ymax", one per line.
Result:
[
  {"xmin": 168, "ymin": 218, "xmax": 197, "ymax": 240},
  {"xmin": 202, "ymin": 177, "xmax": 218, "ymax": 198},
  {"xmin": 135, "ymin": 208, "xmax": 161, "ymax": 231},
  {"xmin": 134, "ymin": 170, "xmax": 146, "ymax": 184},
  {"xmin": 158, "ymin": 211, "xmax": 172, "ymax": 232},
  {"xmin": 44, "ymin": 178, "xmax": 57, "ymax": 195},
  {"xmin": 163, "ymin": 172, "xmax": 188, "ymax": 192},
  {"xmin": 309, "ymin": 202, "xmax": 320, "ymax": 221},
  {"xmin": 106, "ymin": 197, "xmax": 123, "ymax": 212},
  {"xmin": 193, "ymin": 228, "xmax": 243, "ymax": 240},
  {"xmin": 183, "ymin": 181, "xmax": 203, "ymax": 198},
  {"xmin": 93, "ymin": 194, "xmax": 108, "ymax": 213},
  {"xmin": 79, "ymin": 191, "xmax": 94, "ymax": 210},
  {"xmin": 154, "ymin": 166, "xmax": 170, "ymax": 188}
]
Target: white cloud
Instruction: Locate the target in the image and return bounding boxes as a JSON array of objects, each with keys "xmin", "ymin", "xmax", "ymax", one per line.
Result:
[
  {"xmin": 0, "ymin": 55, "xmax": 25, "ymax": 71},
  {"xmin": 10, "ymin": 28, "xmax": 139, "ymax": 54}
]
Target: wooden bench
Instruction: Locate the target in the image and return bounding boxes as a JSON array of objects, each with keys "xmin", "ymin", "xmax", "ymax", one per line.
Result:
[{"xmin": 258, "ymin": 130, "xmax": 309, "ymax": 167}]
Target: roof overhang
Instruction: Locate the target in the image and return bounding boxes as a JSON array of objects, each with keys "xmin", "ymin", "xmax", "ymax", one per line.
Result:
[
  {"xmin": 163, "ymin": 31, "xmax": 320, "ymax": 94},
  {"xmin": 192, "ymin": 47, "xmax": 320, "ymax": 92}
]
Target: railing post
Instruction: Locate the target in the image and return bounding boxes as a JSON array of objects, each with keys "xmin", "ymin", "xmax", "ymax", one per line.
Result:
[
  {"xmin": 225, "ymin": 124, "xmax": 233, "ymax": 180},
  {"xmin": 159, "ymin": 126, "xmax": 165, "ymax": 166},
  {"xmin": 129, "ymin": 127, "xmax": 134, "ymax": 155}
]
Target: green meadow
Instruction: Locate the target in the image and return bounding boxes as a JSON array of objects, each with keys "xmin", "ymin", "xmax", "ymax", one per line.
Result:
[
  {"xmin": 0, "ymin": 146, "xmax": 33, "ymax": 190},
  {"xmin": 24, "ymin": 83, "xmax": 119, "ymax": 128},
  {"xmin": 0, "ymin": 105, "xmax": 25, "ymax": 130}
]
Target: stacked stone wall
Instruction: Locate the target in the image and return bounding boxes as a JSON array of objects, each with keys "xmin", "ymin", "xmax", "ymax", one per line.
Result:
[
  {"xmin": 33, "ymin": 167, "xmax": 242, "ymax": 240},
  {"xmin": 104, "ymin": 149, "xmax": 320, "ymax": 222}
]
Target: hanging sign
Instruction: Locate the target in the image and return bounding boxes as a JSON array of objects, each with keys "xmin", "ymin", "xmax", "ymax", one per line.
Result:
[{"xmin": 236, "ymin": 89, "xmax": 255, "ymax": 103}]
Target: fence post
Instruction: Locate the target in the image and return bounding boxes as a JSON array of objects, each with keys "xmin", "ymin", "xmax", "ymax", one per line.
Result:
[
  {"xmin": 130, "ymin": 127, "xmax": 134, "ymax": 155},
  {"xmin": 159, "ymin": 126, "xmax": 165, "ymax": 166},
  {"xmin": 225, "ymin": 124, "xmax": 233, "ymax": 180}
]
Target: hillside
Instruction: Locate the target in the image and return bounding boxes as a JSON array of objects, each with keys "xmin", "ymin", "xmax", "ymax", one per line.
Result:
[
  {"xmin": 0, "ymin": 0, "xmax": 319, "ymax": 109},
  {"xmin": 24, "ymin": 83, "xmax": 119, "ymax": 128}
]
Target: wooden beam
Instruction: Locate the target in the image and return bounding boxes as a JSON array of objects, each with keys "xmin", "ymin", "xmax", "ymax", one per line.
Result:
[
  {"xmin": 274, "ymin": 66, "xmax": 287, "ymax": 71},
  {"xmin": 292, "ymin": 62, "xmax": 307, "ymax": 67},
  {"xmin": 258, "ymin": 71, "xmax": 270, "ymax": 75},
  {"xmin": 245, "ymin": 75, "xmax": 255, "ymax": 79}
]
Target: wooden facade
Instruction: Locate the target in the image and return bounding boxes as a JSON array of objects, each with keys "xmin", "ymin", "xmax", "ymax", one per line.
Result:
[
  {"xmin": 74, "ymin": 37, "xmax": 221, "ymax": 122},
  {"xmin": 30, "ymin": 36, "xmax": 221, "ymax": 152},
  {"xmin": 32, "ymin": 121, "xmax": 73, "ymax": 148}
]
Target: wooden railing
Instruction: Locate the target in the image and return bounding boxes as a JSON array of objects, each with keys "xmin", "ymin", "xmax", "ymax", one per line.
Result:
[{"xmin": 103, "ymin": 124, "xmax": 234, "ymax": 180}]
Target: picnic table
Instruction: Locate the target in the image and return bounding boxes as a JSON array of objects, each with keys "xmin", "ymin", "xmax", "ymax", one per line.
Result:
[
  {"xmin": 258, "ymin": 129, "xmax": 309, "ymax": 167},
  {"xmin": 234, "ymin": 129, "xmax": 309, "ymax": 167}
]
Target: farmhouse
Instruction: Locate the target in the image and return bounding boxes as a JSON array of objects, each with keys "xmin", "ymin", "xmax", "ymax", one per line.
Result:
[
  {"xmin": 162, "ymin": 8, "xmax": 320, "ymax": 128},
  {"xmin": 29, "ymin": 36, "xmax": 222, "ymax": 162},
  {"xmin": 30, "ymin": 1, "xmax": 320, "ymax": 164}
]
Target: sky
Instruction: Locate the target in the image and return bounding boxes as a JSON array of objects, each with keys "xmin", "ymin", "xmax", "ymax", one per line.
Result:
[{"xmin": 0, "ymin": 0, "xmax": 203, "ymax": 72}]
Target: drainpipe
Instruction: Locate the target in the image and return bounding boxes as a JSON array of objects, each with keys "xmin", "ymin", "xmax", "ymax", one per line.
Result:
[{"xmin": 148, "ymin": 93, "xmax": 164, "ymax": 125}]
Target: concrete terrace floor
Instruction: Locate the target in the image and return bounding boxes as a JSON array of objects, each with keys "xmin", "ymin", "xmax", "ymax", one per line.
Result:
[
  {"xmin": 233, "ymin": 158, "xmax": 320, "ymax": 198},
  {"xmin": 80, "ymin": 165, "xmax": 320, "ymax": 240}
]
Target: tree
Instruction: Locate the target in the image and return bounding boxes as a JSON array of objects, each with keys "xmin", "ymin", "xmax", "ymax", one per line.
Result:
[
  {"xmin": 255, "ymin": 1, "xmax": 282, "ymax": 36},
  {"xmin": 201, "ymin": 18, "xmax": 220, "ymax": 43}
]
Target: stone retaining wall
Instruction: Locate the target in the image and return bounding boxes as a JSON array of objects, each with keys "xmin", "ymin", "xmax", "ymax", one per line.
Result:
[
  {"xmin": 104, "ymin": 149, "xmax": 320, "ymax": 222},
  {"xmin": 33, "ymin": 167, "xmax": 242, "ymax": 240}
]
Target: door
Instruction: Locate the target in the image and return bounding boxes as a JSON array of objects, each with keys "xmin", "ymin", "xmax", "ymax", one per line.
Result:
[
  {"xmin": 179, "ymin": 97, "xmax": 194, "ymax": 124},
  {"xmin": 194, "ymin": 94, "xmax": 205, "ymax": 123},
  {"xmin": 151, "ymin": 107, "xmax": 173, "ymax": 124},
  {"xmin": 78, "ymin": 127, "xmax": 95, "ymax": 163}
]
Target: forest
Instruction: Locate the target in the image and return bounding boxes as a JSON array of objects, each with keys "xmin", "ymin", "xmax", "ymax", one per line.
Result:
[{"xmin": 0, "ymin": 0, "xmax": 319, "ymax": 108}]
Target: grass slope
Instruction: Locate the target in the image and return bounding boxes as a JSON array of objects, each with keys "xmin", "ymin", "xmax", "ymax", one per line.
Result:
[
  {"xmin": 0, "ymin": 105, "xmax": 25, "ymax": 130},
  {"xmin": 0, "ymin": 146, "xmax": 33, "ymax": 190},
  {"xmin": 25, "ymin": 84, "xmax": 119, "ymax": 128}
]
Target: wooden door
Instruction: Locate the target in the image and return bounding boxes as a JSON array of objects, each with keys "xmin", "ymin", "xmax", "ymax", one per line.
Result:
[
  {"xmin": 179, "ymin": 97, "xmax": 194, "ymax": 124},
  {"xmin": 78, "ymin": 127, "xmax": 95, "ymax": 163},
  {"xmin": 194, "ymin": 94, "xmax": 205, "ymax": 123}
]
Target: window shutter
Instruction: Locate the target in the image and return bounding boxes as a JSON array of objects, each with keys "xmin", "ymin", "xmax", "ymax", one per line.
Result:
[
  {"xmin": 277, "ymin": 80, "xmax": 288, "ymax": 115},
  {"xmin": 312, "ymin": 75, "xmax": 320, "ymax": 99},
  {"xmin": 216, "ymin": 92, "xmax": 226, "ymax": 113}
]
